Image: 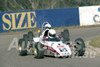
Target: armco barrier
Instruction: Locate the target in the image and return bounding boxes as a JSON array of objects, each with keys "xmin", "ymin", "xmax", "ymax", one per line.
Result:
[{"xmin": 0, "ymin": 8, "xmax": 79, "ymax": 33}]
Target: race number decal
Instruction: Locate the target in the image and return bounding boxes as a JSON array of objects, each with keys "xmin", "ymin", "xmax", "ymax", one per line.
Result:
[{"xmin": 59, "ymin": 48, "xmax": 67, "ymax": 52}]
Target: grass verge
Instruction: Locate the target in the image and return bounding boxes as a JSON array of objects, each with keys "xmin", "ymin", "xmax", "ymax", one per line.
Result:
[
  {"xmin": 54, "ymin": 24, "xmax": 100, "ymax": 30},
  {"xmin": 89, "ymin": 37, "xmax": 100, "ymax": 48}
]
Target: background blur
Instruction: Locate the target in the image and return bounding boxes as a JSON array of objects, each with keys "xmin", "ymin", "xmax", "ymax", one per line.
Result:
[{"xmin": 0, "ymin": 0, "xmax": 100, "ymax": 12}]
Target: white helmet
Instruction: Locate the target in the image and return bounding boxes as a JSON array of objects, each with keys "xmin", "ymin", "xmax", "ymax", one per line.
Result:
[
  {"xmin": 45, "ymin": 23, "xmax": 51, "ymax": 29},
  {"xmin": 48, "ymin": 29, "xmax": 56, "ymax": 38}
]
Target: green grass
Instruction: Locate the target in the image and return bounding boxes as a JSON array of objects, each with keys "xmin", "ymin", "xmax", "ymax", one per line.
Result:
[{"xmin": 89, "ymin": 37, "xmax": 100, "ymax": 48}]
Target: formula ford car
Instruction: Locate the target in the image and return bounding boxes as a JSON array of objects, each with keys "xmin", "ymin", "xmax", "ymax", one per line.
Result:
[{"xmin": 18, "ymin": 22, "xmax": 85, "ymax": 59}]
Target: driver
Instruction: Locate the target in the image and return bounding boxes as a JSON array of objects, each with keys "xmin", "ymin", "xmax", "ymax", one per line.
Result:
[
  {"xmin": 44, "ymin": 23, "xmax": 51, "ymax": 30},
  {"xmin": 48, "ymin": 29, "xmax": 56, "ymax": 38},
  {"xmin": 40, "ymin": 23, "xmax": 52, "ymax": 41},
  {"xmin": 43, "ymin": 29, "xmax": 56, "ymax": 41},
  {"xmin": 45, "ymin": 29, "xmax": 61, "ymax": 42},
  {"xmin": 43, "ymin": 23, "xmax": 52, "ymax": 37}
]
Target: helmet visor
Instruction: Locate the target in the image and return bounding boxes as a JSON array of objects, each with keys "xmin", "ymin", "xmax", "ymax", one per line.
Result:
[{"xmin": 49, "ymin": 33, "xmax": 56, "ymax": 38}]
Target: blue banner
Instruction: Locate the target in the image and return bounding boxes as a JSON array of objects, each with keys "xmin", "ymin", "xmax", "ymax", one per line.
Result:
[
  {"xmin": 0, "ymin": 7, "xmax": 79, "ymax": 33},
  {"xmin": 36, "ymin": 8, "xmax": 80, "ymax": 28}
]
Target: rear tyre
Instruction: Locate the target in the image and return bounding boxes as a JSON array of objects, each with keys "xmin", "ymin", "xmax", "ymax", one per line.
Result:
[
  {"xmin": 18, "ymin": 39, "xmax": 27, "ymax": 56},
  {"xmin": 61, "ymin": 29, "xmax": 70, "ymax": 43},
  {"xmin": 23, "ymin": 34, "xmax": 28, "ymax": 43},
  {"xmin": 74, "ymin": 38, "xmax": 85, "ymax": 56},
  {"xmin": 34, "ymin": 42, "xmax": 44, "ymax": 59},
  {"xmin": 28, "ymin": 31, "xmax": 34, "ymax": 41}
]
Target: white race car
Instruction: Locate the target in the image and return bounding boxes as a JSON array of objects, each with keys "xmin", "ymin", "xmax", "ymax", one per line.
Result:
[{"xmin": 18, "ymin": 22, "xmax": 85, "ymax": 59}]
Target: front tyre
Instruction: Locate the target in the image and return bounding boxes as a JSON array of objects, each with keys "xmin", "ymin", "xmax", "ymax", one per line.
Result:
[
  {"xmin": 34, "ymin": 42, "xmax": 44, "ymax": 59},
  {"xmin": 74, "ymin": 38, "xmax": 85, "ymax": 56},
  {"xmin": 18, "ymin": 39, "xmax": 27, "ymax": 56}
]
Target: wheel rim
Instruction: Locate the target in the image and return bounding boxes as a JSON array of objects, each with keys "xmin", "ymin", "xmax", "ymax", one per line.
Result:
[
  {"xmin": 19, "ymin": 44, "xmax": 21, "ymax": 52},
  {"xmin": 75, "ymin": 41, "xmax": 82, "ymax": 51},
  {"xmin": 34, "ymin": 48, "xmax": 37, "ymax": 56}
]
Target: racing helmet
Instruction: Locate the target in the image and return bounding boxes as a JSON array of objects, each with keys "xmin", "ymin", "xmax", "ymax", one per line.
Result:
[
  {"xmin": 45, "ymin": 23, "xmax": 51, "ymax": 29},
  {"xmin": 48, "ymin": 29, "xmax": 56, "ymax": 38}
]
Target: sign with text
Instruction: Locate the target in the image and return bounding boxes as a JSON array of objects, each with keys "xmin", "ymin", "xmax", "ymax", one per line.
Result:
[{"xmin": 0, "ymin": 8, "xmax": 79, "ymax": 33}]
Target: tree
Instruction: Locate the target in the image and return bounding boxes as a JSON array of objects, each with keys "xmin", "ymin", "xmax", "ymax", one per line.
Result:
[{"xmin": 0, "ymin": 0, "xmax": 99, "ymax": 12}]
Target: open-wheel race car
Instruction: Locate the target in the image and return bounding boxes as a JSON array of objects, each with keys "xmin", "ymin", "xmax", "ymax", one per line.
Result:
[{"xmin": 18, "ymin": 22, "xmax": 85, "ymax": 59}]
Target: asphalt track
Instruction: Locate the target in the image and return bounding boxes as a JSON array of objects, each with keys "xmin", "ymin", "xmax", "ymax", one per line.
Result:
[{"xmin": 0, "ymin": 27, "xmax": 100, "ymax": 67}]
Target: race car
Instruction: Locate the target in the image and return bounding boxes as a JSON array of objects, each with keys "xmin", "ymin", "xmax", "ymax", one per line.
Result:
[{"xmin": 18, "ymin": 22, "xmax": 85, "ymax": 59}]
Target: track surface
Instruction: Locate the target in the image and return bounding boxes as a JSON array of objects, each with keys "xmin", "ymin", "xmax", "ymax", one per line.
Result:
[{"xmin": 0, "ymin": 27, "xmax": 100, "ymax": 67}]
